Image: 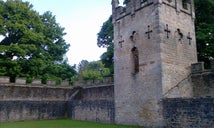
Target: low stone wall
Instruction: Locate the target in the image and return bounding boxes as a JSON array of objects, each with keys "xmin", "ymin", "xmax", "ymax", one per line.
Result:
[
  {"xmin": 0, "ymin": 85, "xmax": 79, "ymax": 101},
  {"xmin": 163, "ymin": 98, "xmax": 214, "ymax": 128},
  {"xmin": 68, "ymin": 85, "xmax": 115, "ymax": 123},
  {"xmin": 0, "ymin": 101, "xmax": 67, "ymax": 122},
  {"xmin": 192, "ymin": 71, "xmax": 214, "ymax": 97},
  {"xmin": 68, "ymin": 100, "xmax": 115, "ymax": 123},
  {"xmin": 0, "ymin": 84, "xmax": 115, "ymax": 123},
  {"xmin": 74, "ymin": 85, "xmax": 114, "ymax": 101}
]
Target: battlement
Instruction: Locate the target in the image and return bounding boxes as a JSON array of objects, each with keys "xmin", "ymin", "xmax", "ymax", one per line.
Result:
[
  {"xmin": 112, "ymin": 0, "xmax": 194, "ymax": 21},
  {"xmin": 0, "ymin": 76, "xmax": 70, "ymax": 87}
]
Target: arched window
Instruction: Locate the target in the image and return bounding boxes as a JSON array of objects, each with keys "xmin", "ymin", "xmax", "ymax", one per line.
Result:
[
  {"xmin": 131, "ymin": 47, "xmax": 139, "ymax": 73},
  {"xmin": 182, "ymin": 0, "xmax": 188, "ymax": 10}
]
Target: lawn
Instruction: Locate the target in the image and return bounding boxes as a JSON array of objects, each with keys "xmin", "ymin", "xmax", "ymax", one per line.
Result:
[{"xmin": 0, "ymin": 119, "xmax": 143, "ymax": 128}]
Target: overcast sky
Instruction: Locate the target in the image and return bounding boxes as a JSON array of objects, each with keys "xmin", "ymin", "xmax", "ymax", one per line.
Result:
[{"xmin": 22, "ymin": 0, "xmax": 124, "ymax": 65}]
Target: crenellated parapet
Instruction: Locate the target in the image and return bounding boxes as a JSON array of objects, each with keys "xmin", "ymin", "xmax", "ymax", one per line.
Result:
[{"xmin": 112, "ymin": 0, "xmax": 195, "ymax": 22}]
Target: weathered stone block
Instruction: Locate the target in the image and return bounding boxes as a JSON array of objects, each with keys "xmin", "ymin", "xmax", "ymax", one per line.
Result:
[
  {"xmin": 94, "ymin": 79, "xmax": 102, "ymax": 85},
  {"xmin": 73, "ymin": 81, "xmax": 80, "ymax": 86},
  {"xmin": 15, "ymin": 78, "xmax": 26, "ymax": 85},
  {"xmin": 0, "ymin": 77, "xmax": 10, "ymax": 84},
  {"xmin": 47, "ymin": 80, "xmax": 56, "ymax": 86},
  {"xmin": 103, "ymin": 77, "xmax": 113, "ymax": 84},
  {"xmin": 191, "ymin": 62, "xmax": 204, "ymax": 73},
  {"xmin": 31, "ymin": 79, "xmax": 41, "ymax": 85},
  {"xmin": 86, "ymin": 80, "xmax": 93, "ymax": 86},
  {"xmin": 61, "ymin": 80, "xmax": 69, "ymax": 86}
]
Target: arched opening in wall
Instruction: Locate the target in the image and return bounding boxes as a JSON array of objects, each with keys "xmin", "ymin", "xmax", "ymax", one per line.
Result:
[
  {"xmin": 182, "ymin": 0, "xmax": 189, "ymax": 10},
  {"xmin": 131, "ymin": 47, "xmax": 139, "ymax": 74}
]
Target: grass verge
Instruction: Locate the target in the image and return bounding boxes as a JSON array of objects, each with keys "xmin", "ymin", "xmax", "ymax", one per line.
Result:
[{"xmin": 0, "ymin": 119, "xmax": 143, "ymax": 128}]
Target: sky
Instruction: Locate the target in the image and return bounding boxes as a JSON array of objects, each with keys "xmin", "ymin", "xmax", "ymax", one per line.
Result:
[{"xmin": 21, "ymin": 0, "xmax": 123, "ymax": 65}]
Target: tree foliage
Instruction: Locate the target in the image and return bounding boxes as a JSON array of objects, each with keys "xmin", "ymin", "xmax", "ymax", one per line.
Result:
[
  {"xmin": 97, "ymin": 16, "xmax": 113, "ymax": 48},
  {"xmin": 78, "ymin": 60, "xmax": 111, "ymax": 80},
  {"xmin": 97, "ymin": 16, "xmax": 114, "ymax": 75},
  {"xmin": 0, "ymin": 0, "xmax": 76, "ymax": 83},
  {"xmin": 195, "ymin": 0, "xmax": 214, "ymax": 67}
]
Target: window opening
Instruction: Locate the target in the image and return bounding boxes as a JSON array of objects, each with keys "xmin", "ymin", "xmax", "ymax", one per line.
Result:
[{"xmin": 131, "ymin": 47, "xmax": 139, "ymax": 73}]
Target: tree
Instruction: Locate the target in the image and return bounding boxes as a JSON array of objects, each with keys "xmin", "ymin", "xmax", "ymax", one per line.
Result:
[
  {"xmin": 195, "ymin": 0, "xmax": 214, "ymax": 68},
  {"xmin": 0, "ymin": 0, "xmax": 76, "ymax": 82},
  {"xmin": 78, "ymin": 60, "xmax": 111, "ymax": 80},
  {"xmin": 41, "ymin": 11, "xmax": 70, "ymax": 62},
  {"xmin": 97, "ymin": 16, "xmax": 114, "ymax": 75},
  {"xmin": 97, "ymin": 16, "xmax": 113, "ymax": 48}
]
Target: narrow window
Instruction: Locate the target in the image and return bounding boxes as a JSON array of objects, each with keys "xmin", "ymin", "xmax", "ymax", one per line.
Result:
[
  {"xmin": 131, "ymin": 47, "xmax": 139, "ymax": 73},
  {"xmin": 182, "ymin": 0, "xmax": 188, "ymax": 10}
]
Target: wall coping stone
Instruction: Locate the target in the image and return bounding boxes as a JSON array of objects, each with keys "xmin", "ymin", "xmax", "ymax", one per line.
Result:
[
  {"xmin": 15, "ymin": 78, "xmax": 26, "ymax": 85},
  {"xmin": 191, "ymin": 62, "xmax": 204, "ymax": 73},
  {"xmin": 47, "ymin": 80, "xmax": 56, "ymax": 86},
  {"xmin": 0, "ymin": 77, "xmax": 10, "ymax": 84},
  {"xmin": 31, "ymin": 79, "xmax": 42, "ymax": 85},
  {"xmin": 61, "ymin": 80, "xmax": 69, "ymax": 86}
]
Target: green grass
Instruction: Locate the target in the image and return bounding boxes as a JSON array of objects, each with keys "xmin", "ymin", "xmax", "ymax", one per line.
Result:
[{"xmin": 0, "ymin": 119, "xmax": 143, "ymax": 128}]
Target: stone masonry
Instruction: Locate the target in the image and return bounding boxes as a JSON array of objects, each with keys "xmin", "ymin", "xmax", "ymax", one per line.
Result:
[
  {"xmin": 163, "ymin": 98, "xmax": 214, "ymax": 128},
  {"xmin": 0, "ymin": 84, "xmax": 115, "ymax": 123},
  {"xmin": 0, "ymin": 1, "xmax": 213, "ymax": 127},
  {"xmin": 112, "ymin": 0, "xmax": 197, "ymax": 127}
]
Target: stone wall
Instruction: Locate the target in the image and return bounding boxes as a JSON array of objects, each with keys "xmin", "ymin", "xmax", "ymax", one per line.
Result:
[
  {"xmin": 0, "ymin": 85, "xmax": 79, "ymax": 101},
  {"xmin": 163, "ymin": 98, "xmax": 214, "ymax": 128},
  {"xmin": 192, "ymin": 71, "xmax": 214, "ymax": 97},
  {"xmin": 74, "ymin": 85, "xmax": 114, "ymax": 101},
  {"xmin": 0, "ymin": 84, "xmax": 78, "ymax": 122},
  {"xmin": 68, "ymin": 100, "xmax": 114, "ymax": 123},
  {"xmin": 0, "ymin": 101, "xmax": 67, "ymax": 122},
  {"xmin": 0, "ymin": 71, "xmax": 213, "ymax": 127},
  {"xmin": 113, "ymin": 0, "xmax": 197, "ymax": 127},
  {"xmin": 160, "ymin": 0, "xmax": 197, "ymax": 98},
  {"xmin": 0, "ymin": 84, "xmax": 114, "ymax": 123},
  {"xmin": 68, "ymin": 85, "xmax": 115, "ymax": 123},
  {"xmin": 113, "ymin": 1, "xmax": 164, "ymax": 126}
]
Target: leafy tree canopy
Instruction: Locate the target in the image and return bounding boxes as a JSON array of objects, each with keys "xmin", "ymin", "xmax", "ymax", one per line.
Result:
[
  {"xmin": 0, "ymin": 0, "xmax": 76, "ymax": 83},
  {"xmin": 97, "ymin": 16, "xmax": 114, "ymax": 75},
  {"xmin": 97, "ymin": 16, "xmax": 113, "ymax": 48},
  {"xmin": 78, "ymin": 60, "xmax": 111, "ymax": 80},
  {"xmin": 195, "ymin": 0, "xmax": 214, "ymax": 67}
]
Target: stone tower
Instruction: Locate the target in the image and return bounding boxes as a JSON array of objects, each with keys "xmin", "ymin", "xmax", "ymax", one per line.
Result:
[{"xmin": 112, "ymin": 0, "xmax": 197, "ymax": 127}]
